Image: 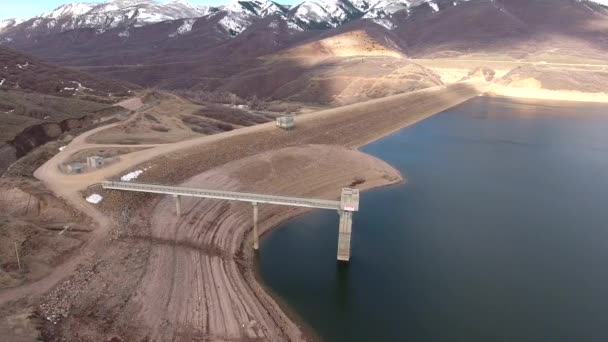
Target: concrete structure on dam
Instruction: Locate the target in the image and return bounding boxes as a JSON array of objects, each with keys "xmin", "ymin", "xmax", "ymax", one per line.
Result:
[{"xmin": 102, "ymin": 181, "xmax": 360, "ymax": 261}]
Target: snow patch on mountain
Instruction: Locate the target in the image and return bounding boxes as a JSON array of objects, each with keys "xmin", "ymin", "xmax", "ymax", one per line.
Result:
[
  {"xmin": 218, "ymin": 12, "xmax": 251, "ymax": 36},
  {"xmin": 22, "ymin": 0, "xmax": 209, "ymax": 35},
  {"xmin": 361, "ymin": 0, "xmax": 409, "ymax": 18},
  {"xmin": 221, "ymin": 0, "xmax": 286, "ymax": 16},
  {"xmin": 169, "ymin": 18, "xmax": 196, "ymax": 37},
  {"xmin": 41, "ymin": 3, "xmax": 97, "ymax": 19},
  {"xmin": 0, "ymin": 18, "xmax": 25, "ymax": 33},
  {"xmin": 0, "ymin": 0, "xmax": 510, "ymax": 41},
  {"xmin": 212, "ymin": 0, "xmax": 289, "ymax": 35},
  {"xmin": 268, "ymin": 18, "xmax": 304, "ymax": 31},
  {"xmin": 587, "ymin": 0, "xmax": 608, "ymax": 5},
  {"xmin": 292, "ymin": 0, "xmax": 362, "ymax": 28},
  {"xmin": 370, "ymin": 18, "xmax": 396, "ymax": 29}
]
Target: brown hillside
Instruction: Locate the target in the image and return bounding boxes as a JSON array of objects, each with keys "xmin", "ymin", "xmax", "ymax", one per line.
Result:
[
  {"xmin": 499, "ymin": 65, "xmax": 608, "ymax": 93},
  {"xmin": 395, "ymin": 0, "xmax": 608, "ymax": 59},
  {"xmin": 272, "ymin": 30, "xmax": 404, "ymax": 59},
  {"xmin": 0, "ymin": 47, "xmax": 134, "ymax": 98}
]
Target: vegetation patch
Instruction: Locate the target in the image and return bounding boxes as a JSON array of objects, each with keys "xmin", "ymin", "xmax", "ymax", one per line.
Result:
[{"xmin": 194, "ymin": 104, "xmax": 270, "ymax": 127}]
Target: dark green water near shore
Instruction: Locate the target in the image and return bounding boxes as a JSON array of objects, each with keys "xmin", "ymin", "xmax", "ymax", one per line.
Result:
[{"xmin": 259, "ymin": 96, "xmax": 608, "ymax": 341}]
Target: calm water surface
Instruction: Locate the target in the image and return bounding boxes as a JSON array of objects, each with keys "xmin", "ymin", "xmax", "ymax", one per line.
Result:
[{"xmin": 259, "ymin": 97, "xmax": 608, "ymax": 342}]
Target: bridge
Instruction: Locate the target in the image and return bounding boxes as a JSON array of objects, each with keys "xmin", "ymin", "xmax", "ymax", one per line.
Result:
[{"xmin": 102, "ymin": 181, "xmax": 359, "ymax": 261}]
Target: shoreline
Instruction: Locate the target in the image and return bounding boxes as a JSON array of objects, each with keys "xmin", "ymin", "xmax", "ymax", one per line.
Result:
[
  {"xmin": 247, "ymin": 177, "xmax": 406, "ymax": 342},
  {"xmin": 486, "ymin": 85, "xmax": 608, "ymax": 103}
]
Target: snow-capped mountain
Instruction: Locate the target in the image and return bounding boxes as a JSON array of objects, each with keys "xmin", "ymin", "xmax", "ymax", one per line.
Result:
[
  {"xmin": 83, "ymin": 0, "xmax": 205, "ymax": 25},
  {"xmin": 35, "ymin": 0, "xmax": 207, "ymax": 32},
  {"xmin": 0, "ymin": 19, "xmax": 25, "ymax": 34},
  {"xmin": 290, "ymin": 0, "xmax": 362, "ymax": 29},
  {"xmin": 585, "ymin": 0, "xmax": 608, "ymax": 5},
  {"xmin": 1, "ymin": 0, "xmax": 607, "ymax": 42},
  {"xmin": 41, "ymin": 3, "xmax": 97, "ymax": 19},
  {"xmin": 2, "ymin": 0, "xmax": 456, "ymax": 38},
  {"xmin": 221, "ymin": 0, "xmax": 288, "ymax": 16},
  {"xmin": 214, "ymin": 0, "xmax": 289, "ymax": 35}
]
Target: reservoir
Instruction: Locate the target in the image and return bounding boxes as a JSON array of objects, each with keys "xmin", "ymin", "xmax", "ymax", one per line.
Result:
[{"xmin": 259, "ymin": 96, "xmax": 608, "ymax": 341}]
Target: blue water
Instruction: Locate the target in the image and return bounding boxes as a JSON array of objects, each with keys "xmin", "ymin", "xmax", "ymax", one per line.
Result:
[{"xmin": 259, "ymin": 96, "xmax": 608, "ymax": 342}]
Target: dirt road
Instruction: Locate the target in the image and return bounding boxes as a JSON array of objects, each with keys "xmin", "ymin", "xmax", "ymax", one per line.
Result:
[{"xmin": 0, "ymin": 100, "xmax": 145, "ymax": 306}]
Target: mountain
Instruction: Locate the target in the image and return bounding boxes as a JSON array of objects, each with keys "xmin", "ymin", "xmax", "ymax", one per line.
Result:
[
  {"xmin": 0, "ymin": 19, "xmax": 25, "ymax": 35},
  {"xmin": 40, "ymin": 3, "xmax": 98, "ymax": 19},
  {"xmin": 289, "ymin": 0, "xmax": 363, "ymax": 29},
  {"xmin": 0, "ymin": 0, "xmax": 607, "ymax": 96},
  {"xmin": 0, "ymin": 0, "xmax": 471, "ymax": 41},
  {"xmin": 4, "ymin": 0, "xmax": 605, "ymax": 44},
  {"xmin": 0, "ymin": 0, "xmax": 208, "ymax": 41},
  {"xmin": 2, "ymin": 0, "xmax": 608, "ymax": 42}
]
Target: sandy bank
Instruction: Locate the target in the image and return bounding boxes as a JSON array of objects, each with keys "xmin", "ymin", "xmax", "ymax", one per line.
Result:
[{"xmin": 488, "ymin": 84, "xmax": 608, "ymax": 103}]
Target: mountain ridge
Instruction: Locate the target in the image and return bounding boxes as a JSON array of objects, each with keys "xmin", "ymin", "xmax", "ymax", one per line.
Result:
[
  {"xmin": 2, "ymin": 0, "xmax": 607, "ymax": 43},
  {"xmin": 0, "ymin": 0, "xmax": 467, "ymax": 38}
]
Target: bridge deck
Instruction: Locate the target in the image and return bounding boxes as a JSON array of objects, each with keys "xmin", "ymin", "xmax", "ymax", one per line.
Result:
[{"xmin": 102, "ymin": 181, "xmax": 342, "ymax": 210}]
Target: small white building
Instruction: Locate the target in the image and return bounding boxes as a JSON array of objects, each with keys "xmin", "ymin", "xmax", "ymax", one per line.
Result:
[
  {"xmin": 66, "ymin": 163, "xmax": 85, "ymax": 174},
  {"xmin": 276, "ymin": 116, "xmax": 295, "ymax": 130},
  {"xmin": 87, "ymin": 156, "xmax": 105, "ymax": 168}
]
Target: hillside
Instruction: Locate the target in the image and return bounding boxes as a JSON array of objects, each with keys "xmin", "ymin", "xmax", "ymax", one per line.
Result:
[
  {"xmin": 214, "ymin": 57, "xmax": 442, "ymax": 105},
  {"xmin": 0, "ymin": 47, "xmax": 133, "ymax": 98},
  {"xmin": 499, "ymin": 65, "xmax": 608, "ymax": 93},
  {"xmin": 0, "ymin": 47, "xmax": 136, "ymax": 174},
  {"xmin": 273, "ymin": 29, "xmax": 404, "ymax": 59},
  {"xmin": 394, "ymin": 0, "xmax": 608, "ymax": 60}
]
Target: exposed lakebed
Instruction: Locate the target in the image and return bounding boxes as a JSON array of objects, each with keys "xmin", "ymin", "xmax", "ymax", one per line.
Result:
[{"xmin": 259, "ymin": 96, "xmax": 608, "ymax": 341}]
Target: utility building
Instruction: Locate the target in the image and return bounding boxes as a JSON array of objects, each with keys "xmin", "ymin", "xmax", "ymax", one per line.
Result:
[
  {"xmin": 66, "ymin": 163, "xmax": 85, "ymax": 174},
  {"xmin": 276, "ymin": 116, "xmax": 295, "ymax": 130},
  {"xmin": 87, "ymin": 156, "xmax": 105, "ymax": 169}
]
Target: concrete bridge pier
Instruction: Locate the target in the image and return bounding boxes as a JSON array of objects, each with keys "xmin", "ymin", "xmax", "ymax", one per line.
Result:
[
  {"xmin": 337, "ymin": 188, "xmax": 359, "ymax": 262},
  {"xmin": 174, "ymin": 195, "xmax": 182, "ymax": 216},
  {"xmin": 337, "ymin": 210, "xmax": 353, "ymax": 262},
  {"xmin": 252, "ymin": 202, "xmax": 259, "ymax": 250}
]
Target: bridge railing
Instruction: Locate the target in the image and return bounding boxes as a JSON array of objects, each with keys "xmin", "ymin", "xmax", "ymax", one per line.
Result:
[{"xmin": 102, "ymin": 181, "xmax": 343, "ymax": 210}]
